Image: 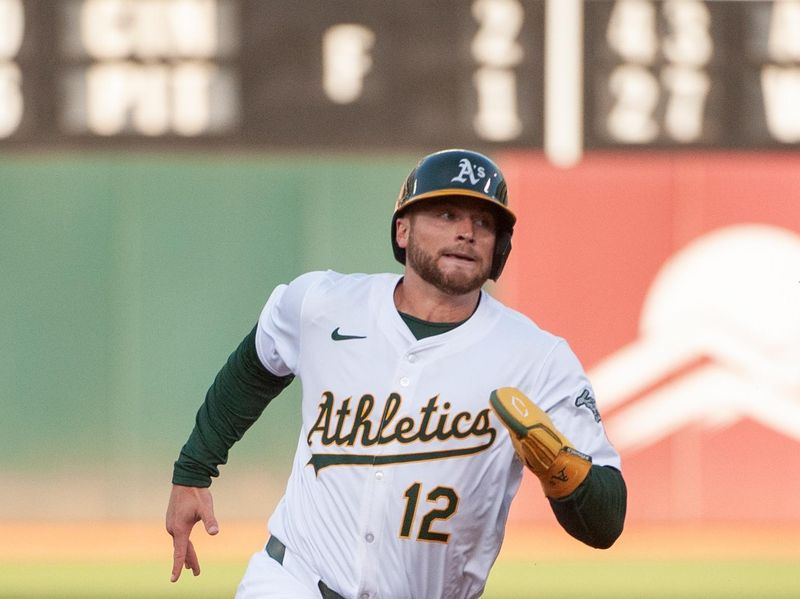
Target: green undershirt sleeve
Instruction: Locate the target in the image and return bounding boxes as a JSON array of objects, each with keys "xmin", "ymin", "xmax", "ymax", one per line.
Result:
[
  {"xmin": 548, "ymin": 464, "xmax": 627, "ymax": 549},
  {"xmin": 172, "ymin": 325, "xmax": 295, "ymax": 487}
]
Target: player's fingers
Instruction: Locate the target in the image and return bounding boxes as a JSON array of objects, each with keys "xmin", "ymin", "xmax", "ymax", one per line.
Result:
[
  {"xmin": 199, "ymin": 497, "xmax": 219, "ymax": 536},
  {"xmin": 171, "ymin": 557, "xmax": 183, "ymax": 582},
  {"xmin": 170, "ymin": 531, "xmax": 190, "ymax": 583},
  {"xmin": 202, "ymin": 515, "xmax": 219, "ymax": 536},
  {"xmin": 185, "ymin": 539, "xmax": 201, "ymax": 577}
]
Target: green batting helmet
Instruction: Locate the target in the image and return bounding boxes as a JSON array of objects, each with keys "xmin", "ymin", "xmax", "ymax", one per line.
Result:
[{"xmin": 391, "ymin": 149, "xmax": 516, "ymax": 281}]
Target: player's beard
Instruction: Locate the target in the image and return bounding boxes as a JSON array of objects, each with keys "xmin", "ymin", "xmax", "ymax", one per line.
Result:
[{"xmin": 406, "ymin": 235, "xmax": 492, "ymax": 296}]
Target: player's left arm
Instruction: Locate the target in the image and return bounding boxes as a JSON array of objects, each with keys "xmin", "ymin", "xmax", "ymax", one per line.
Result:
[
  {"xmin": 490, "ymin": 387, "xmax": 627, "ymax": 549},
  {"xmin": 491, "ymin": 340, "xmax": 627, "ymax": 549},
  {"xmin": 548, "ymin": 463, "xmax": 626, "ymax": 549},
  {"xmin": 491, "ymin": 386, "xmax": 626, "ymax": 549}
]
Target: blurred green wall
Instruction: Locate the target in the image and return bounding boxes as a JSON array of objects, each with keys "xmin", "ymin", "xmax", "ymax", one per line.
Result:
[{"xmin": 0, "ymin": 153, "xmax": 412, "ymax": 518}]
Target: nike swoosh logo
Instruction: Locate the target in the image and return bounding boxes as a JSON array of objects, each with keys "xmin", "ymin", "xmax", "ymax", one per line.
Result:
[{"xmin": 331, "ymin": 327, "xmax": 367, "ymax": 341}]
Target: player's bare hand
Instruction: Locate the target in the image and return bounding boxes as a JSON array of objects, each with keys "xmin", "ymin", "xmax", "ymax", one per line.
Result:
[{"xmin": 166, "ymin": 484, "xmax": 219, "ymax": 582}]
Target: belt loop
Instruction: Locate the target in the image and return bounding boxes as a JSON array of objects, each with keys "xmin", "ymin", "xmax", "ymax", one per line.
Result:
[
  {"xmin": 265, "ymin": 535, "xmax": 345, "ymax": 599},
  {"xmin": 318, "ymin": 580, "xmax": 346, "ymax": 599},
  {"xmin": 265, "ymin": 535, "xmax": 286, "ymax": 565}
]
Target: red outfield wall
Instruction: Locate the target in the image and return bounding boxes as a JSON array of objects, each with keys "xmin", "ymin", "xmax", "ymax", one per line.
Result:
[{"xmin": 496, "ymin": 152, "xmax": 800, "ymax": 523}]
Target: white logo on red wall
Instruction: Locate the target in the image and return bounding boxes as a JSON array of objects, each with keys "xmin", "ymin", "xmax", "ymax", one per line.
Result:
[{"xmin": 590, "ymin": 224, "xmax": 800, "ymax": 452}]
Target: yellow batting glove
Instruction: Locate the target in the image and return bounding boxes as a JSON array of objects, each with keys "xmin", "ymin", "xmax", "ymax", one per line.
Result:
[{"xmin": 490, "ymin": 387, "xmax": 591, "ymax": 499}]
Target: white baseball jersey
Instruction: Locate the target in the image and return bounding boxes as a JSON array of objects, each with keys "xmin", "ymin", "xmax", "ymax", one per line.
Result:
[{"xmin": 251, "ymin": 270, "xmax": 620, "ymax": 599}]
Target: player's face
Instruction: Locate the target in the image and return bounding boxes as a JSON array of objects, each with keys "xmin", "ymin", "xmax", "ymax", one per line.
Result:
[{"xmin": 399, "ymin": 198, "xmax": 497, "ymax": 296}]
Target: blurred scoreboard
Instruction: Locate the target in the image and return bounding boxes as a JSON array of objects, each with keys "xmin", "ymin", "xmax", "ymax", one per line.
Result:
[
  {"xmin": 587, "ymin": 0, "xmax": 800, "ymax": 148},
  {"xmin": 1, "ymin": 0, "xmax": 800, "ymax": 155}
]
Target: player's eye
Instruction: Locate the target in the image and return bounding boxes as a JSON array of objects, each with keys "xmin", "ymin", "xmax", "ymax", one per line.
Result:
[{"xmin": 474, "ymin": 215, "xmax": 494, "ymax": 230}]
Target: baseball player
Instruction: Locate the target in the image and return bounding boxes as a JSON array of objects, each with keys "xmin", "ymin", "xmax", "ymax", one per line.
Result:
[{"xmin": 166, "ymin": 149, "xmax": 627, "ymax": 598}]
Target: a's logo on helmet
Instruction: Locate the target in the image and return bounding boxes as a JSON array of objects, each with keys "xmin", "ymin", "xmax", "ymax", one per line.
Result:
[{"xmin": 451, "ymin": 158, "xmax": 486, "ymax": 186}]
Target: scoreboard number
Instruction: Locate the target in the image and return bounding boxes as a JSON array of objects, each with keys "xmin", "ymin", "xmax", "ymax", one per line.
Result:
[
  {"xmin": 0, "ymin": 0, "xmax": 24, "ymax": 138},
  {"xmin": 761, "ymin": 0, "xmax": 800, "ymax": 143},
  {"xmin": 590, "ymin": 0, "xmax": 800, "ymax": 148},
  {"xmin": 471, "ymin": 0, "xmax": 525, "ymax": 142},
  {"xmin": 603, "ymin": 0, "xmax": 712, "ymax": 144},
  {"xmin": 322, "ymin": 24, "xmax": 375, "ymax": 105}
]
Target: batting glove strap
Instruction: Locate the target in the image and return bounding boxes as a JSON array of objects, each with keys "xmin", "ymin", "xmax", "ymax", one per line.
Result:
[{"xmin": 538, "ymin": 446, "xmax": 592, "ymax": 499}]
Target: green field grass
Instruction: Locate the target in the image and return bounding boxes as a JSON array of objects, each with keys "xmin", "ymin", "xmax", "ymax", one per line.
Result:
[{"xmin": 1, "ymin": 559, "xmax": 797, "ymax": 598}]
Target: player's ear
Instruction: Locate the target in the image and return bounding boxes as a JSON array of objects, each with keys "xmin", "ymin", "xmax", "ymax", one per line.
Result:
[{"xmin": 395, "ymin": 215, "xmax": 411, "ymax": 250}]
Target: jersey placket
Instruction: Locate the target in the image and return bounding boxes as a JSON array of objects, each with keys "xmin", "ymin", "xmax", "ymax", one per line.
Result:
[{"xmin": 355, "ymin": 344, "xmax": 424, "ymax": 599}]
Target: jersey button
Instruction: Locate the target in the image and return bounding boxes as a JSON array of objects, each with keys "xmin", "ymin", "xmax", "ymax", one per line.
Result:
[
  {"xmin": 360, "ymin": 594, "xmax": 370, "ymax": 599},
  {"xmin": 399, "ymin": 377, "xmax": 410, "ymax": 387},
  {"xmin": 375, "ymin": 471, "xmax": 384, "ymax": 480},
  {"xmin": 407, "ymin": 353, "xmax": 417, "ymax": 363},
  {"xmin": 365, "ymin": 533, "xmax": 374, "ymax": 543}
]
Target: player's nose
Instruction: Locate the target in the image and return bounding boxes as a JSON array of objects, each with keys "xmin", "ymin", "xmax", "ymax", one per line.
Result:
[{"xmin": 455, "ymin": 217, "xmax": 475, "ymax": 242}]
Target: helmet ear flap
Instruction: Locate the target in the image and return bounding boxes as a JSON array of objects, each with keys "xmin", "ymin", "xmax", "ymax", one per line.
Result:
[
  {"xmin": 490, "ymin": 229, "xmax": 513, "ymax": 281},
  {"xmin": 391, "ymin": 213, "xmax": 406, "ymax": 265}
]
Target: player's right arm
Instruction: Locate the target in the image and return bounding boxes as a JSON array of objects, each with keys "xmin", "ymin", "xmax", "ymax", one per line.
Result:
[
  {"xmin": 166, "ymin": 324, "xmax": 294, "ymax": 581},
  {"xmin": 166, "ymin": 272, "xmax": 325, "ymax": 581},
  {"xmin": 170, "ymin": 325, "xmax": 295, "ymax": 489}
]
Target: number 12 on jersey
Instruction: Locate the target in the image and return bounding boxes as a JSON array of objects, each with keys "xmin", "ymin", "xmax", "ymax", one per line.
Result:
[{"xmin": 399, "ymin": 483, "xmax": 460, "ymax": 543}]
